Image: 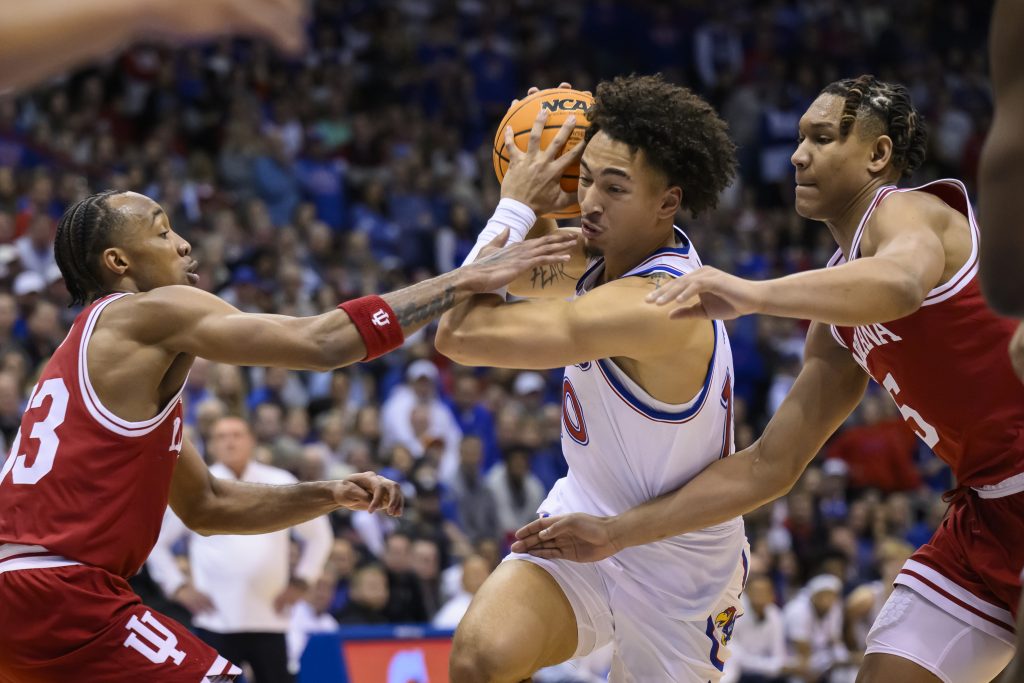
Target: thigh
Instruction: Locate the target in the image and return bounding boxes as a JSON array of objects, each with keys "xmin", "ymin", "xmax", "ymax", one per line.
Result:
[
  {"xmin": 0, "ymin": 566, "xmax": 242, "ymax": 682},
  {"xmin": 862, "ymin": 586, "xmax": 1015, "ymax": 683},
  {"xmin": 454, "ymin": 559, "xmax": 589, "ymax": 673},
  {"xmin": 243, "ymin": 633, "xmax": 292, "ymax": 683}
]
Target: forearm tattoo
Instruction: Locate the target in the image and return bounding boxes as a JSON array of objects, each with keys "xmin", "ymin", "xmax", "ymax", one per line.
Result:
[{"xmin": 391, "ymin": 285, "xmax": 457, "ymax": 327}]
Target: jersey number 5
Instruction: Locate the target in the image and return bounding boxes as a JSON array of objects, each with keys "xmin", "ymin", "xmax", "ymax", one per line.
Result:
[
  {"xmin": 0, "ymin": 378, "xmax": 69, "ymax": 485},
  {"xmin": 882, "ymin": 373, "xmax": 939, "ymax": 449}
]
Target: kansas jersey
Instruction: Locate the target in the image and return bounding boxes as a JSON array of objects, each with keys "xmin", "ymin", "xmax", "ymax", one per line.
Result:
[
  {"xmin": 828, "ymin": 180, "xmax": 1024, "ymax": 490},
  {"xmin": 547, "ymin": 226, "xmax": 746, "ymax": 619},
  {"xmin": 0, "ymin": 293, "xmax": 186, "ymax": 578}
]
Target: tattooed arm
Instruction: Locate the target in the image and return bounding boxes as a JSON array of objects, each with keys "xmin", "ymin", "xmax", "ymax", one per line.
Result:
[{"xmin": 115, "ymin": 232, "xmax": 577, "ymax": 371}]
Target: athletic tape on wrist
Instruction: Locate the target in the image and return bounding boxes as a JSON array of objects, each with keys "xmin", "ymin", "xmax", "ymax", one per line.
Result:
[
  {"xmin": 462, "ymin": 197, "xmax": 537, "ymax": 266},
  {"xmin": 337, "ymin": 296, "xmax": 405, "ymax": 361}
]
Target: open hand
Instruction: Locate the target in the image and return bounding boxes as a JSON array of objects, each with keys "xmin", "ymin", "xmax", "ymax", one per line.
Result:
[
  {"xmin": 462, "ymin": 229, "xmax": 577, "ymax": 292},
  {"xmin": 510, "ymin": 513, "xmax": 622, "ymax": 563},
  {"xmin": 646, "ymin": 266, "xmax": 766, "ymax": 321},
  {"xmin": 273, "ymin": 579, "xmax": 307, "ymax": 613},
  {"xmin": 500, "ymin": 82, "xmax": 588, "ymax": 216},
  {"xmin": 335, "ymin": 471, "xmax": 404, "ymax": 516}
]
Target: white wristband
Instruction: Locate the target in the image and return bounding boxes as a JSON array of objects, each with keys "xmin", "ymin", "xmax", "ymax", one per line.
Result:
[{"xmin": 461, "ymin": 198, "xmax": 537, "ymax": 266}]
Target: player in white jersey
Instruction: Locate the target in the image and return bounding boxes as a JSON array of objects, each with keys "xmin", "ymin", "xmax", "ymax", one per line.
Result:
[{"xmin": 435, "ymin": 75, "xmax": 748, "ymax": 682}]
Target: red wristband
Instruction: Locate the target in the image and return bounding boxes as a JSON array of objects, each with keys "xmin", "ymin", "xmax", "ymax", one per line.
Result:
[{"xmin": 337, "ymin": 296, "xmax": 405, "ymax": 361}]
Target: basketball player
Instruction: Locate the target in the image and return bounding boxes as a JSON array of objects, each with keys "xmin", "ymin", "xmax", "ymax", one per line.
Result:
[
  {"xmin": 0, "ymin": 0, "xmax": 307, "ymax": 92},
  {"xmin": 514, "ymin": 75, "xmax": 1024, "ymax": 683},
  {"xmin": 0, "ymin": 190, "xmax": 574, "ymax": 682},
  {"xmin": 436, "ymin": 74, "xmax": 748, "ymax": 682}
]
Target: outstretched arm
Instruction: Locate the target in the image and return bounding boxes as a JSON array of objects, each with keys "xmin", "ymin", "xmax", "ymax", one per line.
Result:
[
  {"xmin": 0, "ymin": 0, "xmax": 307, "ymax": 93},
  {"xmin": 115, "ymin": 231, "xmax": 574, "ymax": 371},
  {"xmin": 512, "ymin": 322, "xmax": 868, "ymax": 560},
  {"xmin": 648, "ymin": 192, "xmax": 946, "ymax": 326},
  {"xmin": 980, "ymin": 0, "xmax": 1024, "ymax": 316},
  {"xmin": 168, "ymin": 437, "xmax": 402, "ymax": 536}
]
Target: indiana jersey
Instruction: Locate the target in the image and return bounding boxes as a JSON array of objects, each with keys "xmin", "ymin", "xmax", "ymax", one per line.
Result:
[
  {"xmin": 0, "ymin": 293, "xmax": 186, "ymax": 578},
  {"xmin": 828, "ymin": 179, "xmax": 1024, "ymax": 489},
  {"xmin": 549, "ymin": 226, "xmax": 746, "ymax": 618}
]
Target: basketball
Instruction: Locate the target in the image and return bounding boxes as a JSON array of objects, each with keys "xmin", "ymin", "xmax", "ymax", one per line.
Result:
[{"xmin": 492, "ymin": 87, "xmax": 594, "ymax": 219}]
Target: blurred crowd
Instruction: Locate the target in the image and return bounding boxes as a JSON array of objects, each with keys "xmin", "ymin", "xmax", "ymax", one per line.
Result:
[{"xmin": 0, "ymin": 0, "xmax": 991, "ymax": 680}]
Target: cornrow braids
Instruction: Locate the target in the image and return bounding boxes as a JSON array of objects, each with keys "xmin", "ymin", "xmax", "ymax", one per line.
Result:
[
  {"xmin": 822, "ymin": 74, "xmax": 929, "ymax": 178},
  {"xmin": 54, "ymin": 190, "xmax": 127, "ymax": 306}
]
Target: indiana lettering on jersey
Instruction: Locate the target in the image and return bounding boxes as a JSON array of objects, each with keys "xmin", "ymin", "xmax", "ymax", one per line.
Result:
[{"xmin": 850, "ymin": 323, "xmax": 903, "ymax": 368}]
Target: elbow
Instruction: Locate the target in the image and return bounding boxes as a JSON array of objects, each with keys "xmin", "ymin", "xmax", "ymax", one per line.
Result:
[
  {"xmin": 434, "ymin": 324, "xmax": 473, "ymax": 365},
  {"xmin": 888, "ymin": 275, "xmax": 926, "ymax": 321}
]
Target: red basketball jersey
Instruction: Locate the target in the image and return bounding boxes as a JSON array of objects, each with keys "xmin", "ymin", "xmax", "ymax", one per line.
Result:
[
  {"xmin": 0, "ymin": 293, "xmax": 186, "ymax": 578},
  {"xmin": 829, "ymin": 179, "xmax": 1024, "ymax": 489}
]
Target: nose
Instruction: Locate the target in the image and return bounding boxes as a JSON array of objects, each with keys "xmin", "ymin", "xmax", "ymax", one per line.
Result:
[
  {"xmin": 791, "ymin": 140, "xmax": 809, "ymax": 170},
  {"xmin": 178, "ymin": 237, "xmax": 192, "ymax": 256},
  {"xmin": 578, "ymin": 185, "xmax": 601, "ymax": 218}
]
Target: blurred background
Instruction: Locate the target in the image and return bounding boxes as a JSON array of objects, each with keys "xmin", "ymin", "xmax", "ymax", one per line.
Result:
[{"xmin": 0, "ymin": 0, "xmax": 994, "ymax": 681}]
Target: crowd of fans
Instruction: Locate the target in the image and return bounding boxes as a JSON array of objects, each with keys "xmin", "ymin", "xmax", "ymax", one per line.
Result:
[{"xmin": 0, "ymin": 0, "xmax": 992, "ymax": 680}]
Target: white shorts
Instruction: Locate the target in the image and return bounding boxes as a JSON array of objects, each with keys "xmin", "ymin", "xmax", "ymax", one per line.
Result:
[
  {"xmin": 865, "ymin": 585, "xmax": 1016, "ymax": 683},
  {"xmin": 504, "ymin": 545, "xmax": 749, "ymax": 683}
]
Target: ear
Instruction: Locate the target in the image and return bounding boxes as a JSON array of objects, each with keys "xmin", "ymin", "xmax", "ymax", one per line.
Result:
[
  {"xmin": 658, "ymin": 186, "xmax": 682, "ymax": 221},
  {"xmin": 868, "ymin": 135, "xmax": 894, "ymax": 174},
  {"xmin": 100, "ymin": 247, "xmax": 129, "ymax": 278}
]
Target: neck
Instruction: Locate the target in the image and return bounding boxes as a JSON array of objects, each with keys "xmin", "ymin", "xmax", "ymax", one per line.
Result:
[
  {"xmin": 824, "ymin": 177, "xmax": 893, "ymax": 258},
  {"xmin": 602, "ymin": 222, "xmax": 677, "ymax": 282},
  {"xmin": 228, "ymin": 462, "xmax": 247, "ymax": 479}
]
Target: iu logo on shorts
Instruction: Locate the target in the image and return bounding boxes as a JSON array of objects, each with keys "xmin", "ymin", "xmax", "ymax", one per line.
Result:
[
  {"xmin": 371, "ymin": 309, "xmax": 391, "ymax": 327},
  {"xmin": 124, "ymin": 611, "xmax": 186, "ymax": 666}
]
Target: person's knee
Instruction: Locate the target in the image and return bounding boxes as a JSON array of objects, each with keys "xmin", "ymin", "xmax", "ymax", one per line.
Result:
[{"xmin": 449, "ymin": 627, "xmax": 532, "ymax": 683}]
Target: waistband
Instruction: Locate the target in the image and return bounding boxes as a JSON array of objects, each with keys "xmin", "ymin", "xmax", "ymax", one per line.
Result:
[
  {"xmin": 972, "ymin": 471, "xmax": 1024, "ymax": 499},
  {"xmin": 0, "ymin": 543, "xmax": 81, "ymax": 575}
]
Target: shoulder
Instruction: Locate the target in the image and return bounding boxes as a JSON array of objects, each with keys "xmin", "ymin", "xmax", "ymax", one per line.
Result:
[
  {"xmin": 103, "ymin": 286, "xmax": 233, "ymax": 341},
  {"xmin": 869, "ymin": 188, "xmax": 954, "ymax": 233}
]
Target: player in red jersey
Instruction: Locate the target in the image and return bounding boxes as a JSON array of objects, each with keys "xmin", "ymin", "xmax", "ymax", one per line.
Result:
[
  {"xmin": 513, "ymin": 75, "xmax": 1024, "ymax": 683},
  {"xmin": 0, "ymin": 190, "xmax": 573, "ymax": 682}
]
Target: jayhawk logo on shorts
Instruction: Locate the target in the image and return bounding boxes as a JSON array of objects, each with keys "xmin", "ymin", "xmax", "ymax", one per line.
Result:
[{"xmin": 714, "ymin": 606, "xmax": 738, "ymax": 645}]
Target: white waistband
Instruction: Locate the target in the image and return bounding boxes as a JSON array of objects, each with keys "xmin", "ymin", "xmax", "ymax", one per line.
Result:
[
  {"xmin": 0, "ymin": 543, "xmax": 80, "ymax": 575},
  {"xmin": 973, "ymin": 471, "xmax": 1024, "ymax": 499}
]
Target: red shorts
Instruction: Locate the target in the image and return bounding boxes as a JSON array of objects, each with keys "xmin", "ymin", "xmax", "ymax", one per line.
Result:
[
  {"xmin": 0, "ymin": 564, "xmax": 241, "ymax": 682},
  {"xmin": 894, "ymin": 489, "xmax": 1023, "ymax": 644}
]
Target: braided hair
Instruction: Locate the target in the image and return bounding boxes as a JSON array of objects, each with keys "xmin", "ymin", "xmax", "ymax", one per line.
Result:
[
  {"xmin": 54, "ymin": 190, "xmax": 127, "ymax": 306},
  {"xmin": 821, "ymin": 75, "xmax": 928, "ymax": 178}
]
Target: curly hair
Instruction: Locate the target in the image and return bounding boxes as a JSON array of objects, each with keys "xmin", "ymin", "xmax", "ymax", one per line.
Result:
[
  {"xmin": 821, "ymin": 75, "xmax": 928, "ymax": 178},
  {"xmin": 54, "ymin": 190, "xmax": 127, "ymax": 306},
  {"xmin": 584, "ymin": 74, "xmax": 737, "ymax": 216}
]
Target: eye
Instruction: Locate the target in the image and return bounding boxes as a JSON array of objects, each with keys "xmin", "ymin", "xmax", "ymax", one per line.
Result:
[
  {"xmin": 797, "ymin": 134, "xmax": 806, "ymax": 143},
  {"xmin": 160, "ymin": 231, "xmax": 170, "ymax": 239},
  {"xmin": 579, "ymin": 176, "xmax": 593, "ymax": 187},
  {"xmin": 608, "ymin": 185, "xmax": 625, "ymax": 194},
  {"xmin": 817, "ymin": 136, "xmax": 832, "ymax": 144}
]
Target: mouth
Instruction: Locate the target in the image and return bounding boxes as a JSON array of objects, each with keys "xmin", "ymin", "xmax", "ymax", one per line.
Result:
[
  {"xmin": 186, "ymin": 261, "xmax": 200, "ymax": 285},
  {"xmin": 580, "ymin": 220, "xmax": 602, "ymax": 239}
]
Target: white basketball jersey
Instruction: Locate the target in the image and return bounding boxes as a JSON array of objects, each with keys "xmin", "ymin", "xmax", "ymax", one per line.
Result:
[{"xmin": 546, "ymin": 226, "xmax": 746, "ymax": 618}]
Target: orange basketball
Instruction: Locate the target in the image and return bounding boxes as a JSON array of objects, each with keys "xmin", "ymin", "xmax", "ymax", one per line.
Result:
[{"xmin": 492, "ymin": 87, "xmax": 594, "ymax": 219}]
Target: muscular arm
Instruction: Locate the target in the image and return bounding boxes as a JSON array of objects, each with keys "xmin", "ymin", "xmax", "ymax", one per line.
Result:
[
  {"xmin": 116, "ymin": 234, "xmax": 572, "ymax": 371},
  {"xmin": 0, "ymin": 0, "xmax": 305, "ymax": 93},
  {"xmin": 168, "ymin": 438, "xmax": 386, "ymax": 536},
  {"xmin": 436, "ymin": 274, "xmax": 703, "ymax": 369},
  {"xmin": 759, "ymin": 196, "xmax": 945, "ymax": 325},
  {"xmin": 980, "ymin": 0, "xmax": 1024, "ymax": 316},
  {"xmin": 608, "ymin": 323, "xmax": 868, "ymax": 547}
]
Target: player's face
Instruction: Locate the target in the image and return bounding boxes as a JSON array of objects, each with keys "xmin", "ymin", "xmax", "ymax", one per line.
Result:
[
  {"xmin": 106, "ymin": 192, "xmax": 197, "ymax": 291},
  {"xmin": 791, "ymin": 94, "xmax": 881, "ymax": 221},
  {"xmin": 577, "ymin": 131, "xmax": 675, "ymax": 258}
]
